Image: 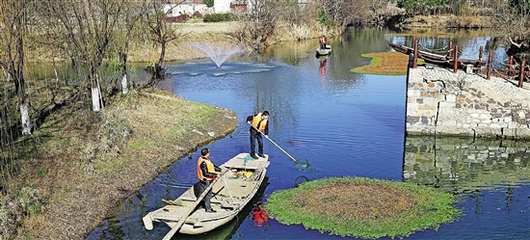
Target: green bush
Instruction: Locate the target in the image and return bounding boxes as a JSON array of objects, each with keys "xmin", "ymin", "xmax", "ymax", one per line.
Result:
[
  {"xmin": 204, "ymin": 0, "xmax": 214, "ymax": 8},
  {"xmin": 203, "ymin": 13, "xmax": 236, "ymax": 23}
]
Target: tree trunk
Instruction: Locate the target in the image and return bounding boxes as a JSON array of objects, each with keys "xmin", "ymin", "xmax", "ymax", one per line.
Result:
[
  {"xmin": 19, "ymin": 104, "xmax": 31, "ymax": 135},
  {"xmin": 121, "ymin": 74, "xmax": 129, "ymax": 95},
  {"xmin": 91, "ymin": 87, "xmax": 101, "ymax": 112},
  {"xmin": 120, "ymin": 52, "xmax": 129, "ymax": 95}
]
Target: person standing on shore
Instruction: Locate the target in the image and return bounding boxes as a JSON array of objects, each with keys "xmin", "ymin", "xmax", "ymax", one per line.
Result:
[{"xmin": 246, "ymin": 111, "xmax": 269, "ymax": 159}]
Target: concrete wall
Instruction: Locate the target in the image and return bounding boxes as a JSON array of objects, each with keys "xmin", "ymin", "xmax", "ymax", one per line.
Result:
[
  {"xmin": 406, "ymin": 62, "xmax": 530, "ymax": 139},
  {"xmin": 214, "ymin": 0, "xmax": 233, "ymax": 13}
]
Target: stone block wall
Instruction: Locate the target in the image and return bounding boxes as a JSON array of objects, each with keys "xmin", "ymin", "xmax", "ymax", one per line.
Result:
[{"xmin": 406, "ymin": 66, "xmax": 530, "ymax": 139}]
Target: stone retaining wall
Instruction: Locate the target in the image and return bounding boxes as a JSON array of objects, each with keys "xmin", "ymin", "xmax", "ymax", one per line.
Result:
[{"xmin": 406, "ymin": 64, "xmax": 530, "ymax": 139}]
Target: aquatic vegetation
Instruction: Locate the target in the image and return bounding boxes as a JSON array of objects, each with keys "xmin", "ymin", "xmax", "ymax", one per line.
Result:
[
  {"xmin": 266, "ymin": 177, "xmax": 460, "ymax": 239},
  {"xmin": 352, "ymin": 52, "xmax": 425, "ymax": 75}
]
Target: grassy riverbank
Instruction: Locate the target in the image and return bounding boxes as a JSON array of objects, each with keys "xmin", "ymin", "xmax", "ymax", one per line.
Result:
[
  {"xmin": 3, "ymin": 16, "xmax": 487, "ymax": 239},
  {"xmin": 8, "ymin": 89, "xmax": 238, "ymax": 239}
]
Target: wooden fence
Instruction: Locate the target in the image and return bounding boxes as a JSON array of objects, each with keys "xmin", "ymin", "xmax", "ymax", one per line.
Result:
[{"xmin": 408, "ymin": 38, "xmax": 530, "ymax": 88}]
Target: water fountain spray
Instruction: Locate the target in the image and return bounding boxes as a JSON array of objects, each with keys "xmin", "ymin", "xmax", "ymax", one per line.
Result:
[{"xmin": 190, "ymin": 42, "xmax": 243, "ymax": 68}]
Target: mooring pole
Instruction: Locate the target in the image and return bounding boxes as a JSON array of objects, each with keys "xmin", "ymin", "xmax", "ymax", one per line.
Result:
[
  {"xmin": 479, "ymin": 46, "xmax": 483, "ymax": 61},
  {"xmin": 518, "ymin": 60, "xmax": 526, "ymax": 88},
  {"xmin": 413, "ymin": 38, "xmax": 418, "ymax": 69},
  {"xmin": 447, "ymin": 41, "xmax": 453, "ymax": 58},
  {"xmin": 509, "ymin": 56, "xmax": 514, "ymax": 70},
  {"xmin": 453, "ymin": 45, "xmax": 458, "ymax": 73},
  {"xmin": 487, "ymin": 52, "xmax": 493, "ymax": 80}
]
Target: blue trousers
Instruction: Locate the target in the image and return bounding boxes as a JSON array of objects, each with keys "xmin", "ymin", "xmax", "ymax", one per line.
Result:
[{"xmin": 250, "ymin": 133, "xmax": 263, "ymax": 155}]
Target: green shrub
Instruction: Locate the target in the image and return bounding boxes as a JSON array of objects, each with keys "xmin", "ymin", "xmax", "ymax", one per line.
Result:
[{"xmin": 203, "ymin": 13, "xmax": 236, "ymax": 23}]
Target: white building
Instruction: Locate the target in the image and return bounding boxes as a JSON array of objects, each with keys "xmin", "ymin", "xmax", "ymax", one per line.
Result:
[
  {"xmin": 213, "ymin": 0, "xmax": 233, "ymax": 13},
  {"xmin": 163, "ymin": 3, "xmax": 209, "ymax": 17}
]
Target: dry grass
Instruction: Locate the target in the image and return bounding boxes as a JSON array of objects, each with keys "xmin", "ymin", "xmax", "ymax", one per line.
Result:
[
  {"xmin": 266, "ymin": 177, "xmax": 459, "ymax": 238},
  {"xmin": 405, "ymin": 15, "xmax": 492, "ymax": 29},
  {"xmin": 352, "ymin": 52, "xmax": 412, "ymax": 75},
  {"xmin": 293, "ymin": 182, "xmax": 418, "ymax": 220},
  {"xmin": 12, "ymin": 89, "xmax": 238, "ymax": 239}
]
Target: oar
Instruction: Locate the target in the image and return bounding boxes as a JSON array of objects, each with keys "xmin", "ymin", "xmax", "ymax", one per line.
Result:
[
  {"xmin": 162, "ymin": 169, "xmax": 227, "ymax": 240},
  {"xmin": 247, "ymin": 122, "xmax": 298, "ymax": 163}
]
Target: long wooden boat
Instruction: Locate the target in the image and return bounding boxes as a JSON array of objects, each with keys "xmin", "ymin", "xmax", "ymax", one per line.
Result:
[
  {"xmin": 142, "ymin": 153, "xmax": 270, "ymax": 237},
  {"xmin": 316, "ymin": 45, "xmax": 332, "ymax": 56},
  {"xmin": 388, "ymin": 41, "xmax": 485, "ymax": 67}
]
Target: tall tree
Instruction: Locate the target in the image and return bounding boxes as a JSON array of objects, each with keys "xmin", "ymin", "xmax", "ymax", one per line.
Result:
[
  {"xmin": 319, "ymin": 0, "xmax": 371, "ymax": 32},
  {"xmin": 45, "ymin": 0, "xmax": 125, "ymax": 112},
  {"xmin": 494, "ymin": 0, "xmax": 530, "ymax": 59},
  {"xmin": 143, "ymin": 0, "xmax": 185, "ymax": 87},
  {"xmin": 0, "ymin": 0, "xmax": 33, "ymax": 134},
  {"xmin": 113, "ymin": 1, "xmax": 144, "ymax": 95}
]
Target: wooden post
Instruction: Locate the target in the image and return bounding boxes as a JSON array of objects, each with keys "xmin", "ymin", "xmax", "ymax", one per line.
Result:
[
  {"xmin": 413, "ymin": 38, "xmax": 418, "ymax": 69},
  {"xmin": 509, "ymin": 56, "xmax": 514, "ymax": 70},
  {"xmin": 453, "ymin": 45, "xmax": 459, "ymax": 73},
  {"xmin": 518, "ymin": 61, "xmax": 526, "ymax": 88},
  {"xmin": 447, "ymin": 41, "xmax": 453, "ymax": 58},
  {"xmin": 487, "ymin": 52, "xmax": 493, "ymax": 80},
  {"xmin": 479, "ymin": 46, "xmax": 483, "ymax": 61}
]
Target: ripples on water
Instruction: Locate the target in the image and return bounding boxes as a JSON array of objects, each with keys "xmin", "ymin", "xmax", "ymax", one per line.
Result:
[
  {"xmin": 166, "ymin": 61, "xmax": 276, "ymax": 76},
  {"xmin": 88, "ymin": 28, "xmax": 530, "ymax": 240}
]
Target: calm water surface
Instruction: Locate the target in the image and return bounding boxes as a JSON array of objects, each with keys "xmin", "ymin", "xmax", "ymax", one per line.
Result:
[{"xmin": 88, "ymin": 28, "xmax": 530, "ymax": 240}]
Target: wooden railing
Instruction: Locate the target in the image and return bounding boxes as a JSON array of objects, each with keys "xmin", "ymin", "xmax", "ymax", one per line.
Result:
[{"xmin": 408, "ymin": 38, "xmax": 530, "ymax": 88}]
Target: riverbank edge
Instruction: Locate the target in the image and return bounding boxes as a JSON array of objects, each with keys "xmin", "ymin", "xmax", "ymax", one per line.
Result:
[
  {"xmin": 14, "ymin": 90, "xmax": 239, "ymax": 239},
  {"xmin": 10, "ymin": 16, "xmax": 498, "ymax": 238}
]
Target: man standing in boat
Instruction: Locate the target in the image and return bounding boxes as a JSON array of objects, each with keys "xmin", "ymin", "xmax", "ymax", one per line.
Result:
[
  {"xmin": 195, "ymin": 148, "xmax": 222, "ymax": 213},
  {"xmin": 247, "ymin": 111, "xmax": 269, "ymax": 159},
  {"xmin": 319, "ymin": 35, "xmax": 328, "ymax": 50}
]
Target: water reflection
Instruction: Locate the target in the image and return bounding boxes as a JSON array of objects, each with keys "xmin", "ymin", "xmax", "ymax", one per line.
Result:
[
  {"xmin": 403, "ymin": 136, "xmax": 530, "ymax": 193},
  {"xmin": 86, "ymin": 27, "xmax": 530, "ymax": 239},
  {"xmin": 385, "ymin": 29, "xmax": 508, "ymax": 68}
]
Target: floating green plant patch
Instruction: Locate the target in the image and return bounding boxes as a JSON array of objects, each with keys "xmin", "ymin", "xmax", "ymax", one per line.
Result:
[
  {"xmin": 265, "ymin": 177, "xmax": 460, "ymax": 239},
  {"xmin": 352, "ymin": 52, "xmax": 425, "ymax": 75}
]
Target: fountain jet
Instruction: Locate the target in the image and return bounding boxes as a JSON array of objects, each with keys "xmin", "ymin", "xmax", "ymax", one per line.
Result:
[{"xmin": 190, "ymin": 42, "xmax": 243, "ymax": 68}]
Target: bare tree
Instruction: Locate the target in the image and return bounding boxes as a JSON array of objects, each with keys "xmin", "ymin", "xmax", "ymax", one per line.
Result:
[
  {"xmin": 113, "ymin": 1, "xmax": 145, "ymax": 95},
  {"xmin": 142, "ymin": 0, "xmax": 185, "ymax": 87},
  {"xmin": 44, "ymin": 0, "xmax": 125, "ymax": 112},
  {"xmin": 233, "ymin": 0, "xmax": 285, "ymax": 52},
  {"xmin": 493, "ymin": 0, "xmax": 530, "ymax": 59},
  {"xmin": 319, "ymin": 0, "xmax": 371, "ymax": 33},
  {"xmin": 0, "ymin": 0, "xmax": 33, "ymax": 135}
]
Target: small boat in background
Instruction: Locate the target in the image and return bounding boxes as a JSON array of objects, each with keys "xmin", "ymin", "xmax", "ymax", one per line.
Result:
[
  {"xmin": 316, "ymin": 45, "xmax": 332, "ymax": 56},
  {"xmin": 142, "ymin": 153, "xmax": 270, "ymax": 239}
]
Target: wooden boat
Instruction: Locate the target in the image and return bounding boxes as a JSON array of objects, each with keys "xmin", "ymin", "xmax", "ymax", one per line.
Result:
[
  {"xmin": 142, "ymin": 153, "xmax": 270, "ymax": 238},
  {"xmin": 388, "ymin": 41, "xmax": 486, "ymax": 67},
  {"xmin": 316, "ymin": 45, "xmax": 332, "ymax": 56}
]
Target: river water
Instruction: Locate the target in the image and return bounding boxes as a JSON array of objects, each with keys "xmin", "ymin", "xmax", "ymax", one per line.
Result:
[{"xmin": 88, "ymin": 27, "xmax": 530, "ymax": 239}]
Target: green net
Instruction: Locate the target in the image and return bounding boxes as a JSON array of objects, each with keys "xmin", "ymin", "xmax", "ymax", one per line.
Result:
[{"xmin": 294, "ymin": 158, "xmax": 315, "ymax": 173}]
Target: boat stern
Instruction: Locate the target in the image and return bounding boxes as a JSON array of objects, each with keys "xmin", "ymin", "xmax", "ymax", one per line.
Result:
[{"xmin": 142, "ymin": 213, "xmax": 154, "ymax": 230}]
